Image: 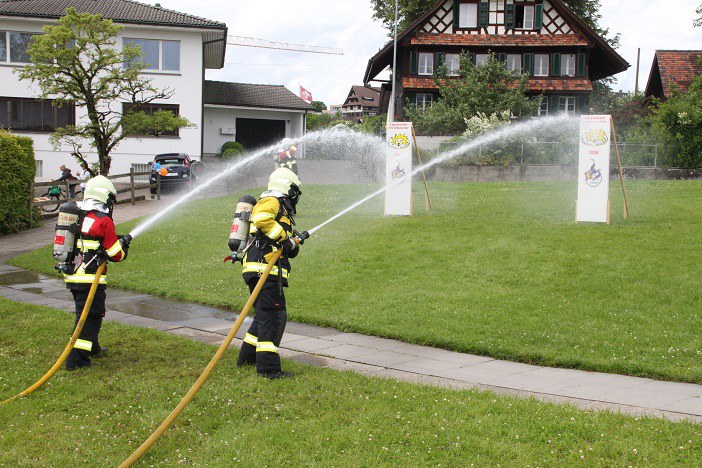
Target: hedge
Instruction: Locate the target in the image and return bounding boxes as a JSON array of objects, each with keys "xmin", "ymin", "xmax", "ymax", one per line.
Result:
[{"xmin": 0, "ymin": 131, "xmax": 39, "ymax": 235}]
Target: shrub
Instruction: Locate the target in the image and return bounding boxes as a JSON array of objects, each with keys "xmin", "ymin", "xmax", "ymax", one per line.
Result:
[
  {"xmin": 0, "ymin": 131, "xmax": 39, "ymax": 234},
  {"xmin": 221, "ymin": 141, "xmax": 244, "ymax": 154}
]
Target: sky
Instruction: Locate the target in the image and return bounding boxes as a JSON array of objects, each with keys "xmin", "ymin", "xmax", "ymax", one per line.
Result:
[{"xmin": 160, "ymin": 0, "xmax": 702, "ymax": 105}]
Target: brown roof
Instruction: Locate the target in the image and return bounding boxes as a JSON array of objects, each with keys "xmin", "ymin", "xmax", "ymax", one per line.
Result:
[
  {"xmin": 0, "ymin": 0, "xmax": 227, "ymax": 67},
  {"xmin": 365, "ymin": 0, "xmax": 628, "ymax": 83},
  {"xmin": 343, "ymin": 85, "xmax": 381, "ymax": 108},
  {"xmin": 204, "ymin": 81, "xmax": 313, "ymax": 111},
  {"xmin": 411, "ymin": 33, "xmax": 588, "ymax": 47},
  {"xmin": 644, "ymin": 50, "xmax": 702, "ymax": 100},
  {"xmin": 403, "ymin": 77, "xmax": 592, "ymax": 92}
]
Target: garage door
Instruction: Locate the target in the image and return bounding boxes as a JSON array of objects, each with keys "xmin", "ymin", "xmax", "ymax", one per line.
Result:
[{"xmin": 236, "ymin": 118, "xmax": 285, "ymax": 150}]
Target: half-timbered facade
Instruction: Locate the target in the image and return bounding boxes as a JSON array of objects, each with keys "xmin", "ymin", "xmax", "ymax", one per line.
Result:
[
  {"xmin": 341, "ymin": 86, "xmax": 381, "ymax": 121},
  {"xmin": 364, "ymin": 0, "xmax": 628, "ymax": 120}
]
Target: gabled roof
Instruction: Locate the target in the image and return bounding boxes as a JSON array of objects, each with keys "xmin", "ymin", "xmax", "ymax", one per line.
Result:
[
  {"xmin": 644, "ymin": 50, "xmax": 702, "ymax": 100},
  {"xmin": 364, "ymin": 0, "xmax": 628, "ymax": 83},
  {"xmin": 343, "ymin": 85, "xmax": 381, "ymax": 107},
  {"xmin": 204, "ymin": 81, "xmax": 313, "ymax": 111},
  {"xmin": 0, "ymin": 0, "xmax": 227, "ymax": 68}
]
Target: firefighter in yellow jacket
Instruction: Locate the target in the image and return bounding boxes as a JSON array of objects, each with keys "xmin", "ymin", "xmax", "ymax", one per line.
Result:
[{"xmin": 237, "ymin": 168, "xmax": 303, "ymax": 378}]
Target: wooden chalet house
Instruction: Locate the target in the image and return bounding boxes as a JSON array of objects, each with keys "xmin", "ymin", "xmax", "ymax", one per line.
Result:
[
  {"xmin": 341, "ymin": 85, "xmax": 381, "ymax": 121},
  {"xmin": 364, "ymin": 0, "xmax": 628, "ymax": 120}
]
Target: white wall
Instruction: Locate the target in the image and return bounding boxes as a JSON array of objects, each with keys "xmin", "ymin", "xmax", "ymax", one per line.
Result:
[
  {"xmin": 203, "ymin": 105, "xmax": 306, "ymax": 155},
  {"xmin": 0, "ymin": 17, "xmax": 205, "ymax": 180}
]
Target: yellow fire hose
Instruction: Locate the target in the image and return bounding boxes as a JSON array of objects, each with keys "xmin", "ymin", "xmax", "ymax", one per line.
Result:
[
  {"xmin": 120, "ymin": 249, "xmax": 283, "ymax": 467},
  {"xmin": 0, "ymin": 262, "xmax": 107, "ymax": 406}
]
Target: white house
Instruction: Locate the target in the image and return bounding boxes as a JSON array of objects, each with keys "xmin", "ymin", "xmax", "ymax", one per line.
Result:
[{"xmin": 0, "ymin": 0, "xmax": 311, "ymax": 181}]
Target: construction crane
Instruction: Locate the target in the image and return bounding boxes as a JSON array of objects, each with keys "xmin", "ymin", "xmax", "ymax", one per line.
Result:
[{"xmin": 226, "ymin": 35, "xmax": 343, "ymax": 55}]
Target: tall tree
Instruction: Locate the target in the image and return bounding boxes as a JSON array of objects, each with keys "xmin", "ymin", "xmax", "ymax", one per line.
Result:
[{"xmin": 17, "ymin": 8, "xmax": 190, "ymax": 175}]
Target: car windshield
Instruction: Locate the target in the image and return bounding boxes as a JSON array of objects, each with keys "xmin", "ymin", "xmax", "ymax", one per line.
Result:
[{"xmin": 155, "ymin": 158, "xmax": 186, "ymax": 168}]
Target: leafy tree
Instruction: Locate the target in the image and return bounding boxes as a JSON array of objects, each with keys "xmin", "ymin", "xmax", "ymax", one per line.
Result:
[
  {"xmin": 405, "ymin": 54, "xmax": 539, "ymax": 134},
  {"xmin": 306, "ymin": 112, "xmax": 338, "ymax": 131},
  {"xmin": 649, "ymin": 76, "xmax": 702, "ymax": 168},
  {"xmin": 311, "ymin": 101, "xmax": 327, "ymax": 112},
  {"xmin": 16, "ymin": 8, "xmax": 190, "ymax": 175},
  {"xmin": 358, "ymin": 115, "xmax": 386, "ymax": 135}
]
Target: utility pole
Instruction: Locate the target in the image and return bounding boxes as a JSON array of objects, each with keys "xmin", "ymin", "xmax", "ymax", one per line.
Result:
[
  {"xmin": 634, "ymin": 48, "xmax": 641, "ymax": 95},
  {"xmin": 386, "ymin": 0, "xmax": 399, "ymax": 126}
]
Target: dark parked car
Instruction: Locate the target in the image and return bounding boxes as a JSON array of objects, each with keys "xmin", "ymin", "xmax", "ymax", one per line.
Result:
[{"xmin": 150, "ymin": 153, "xmax": 197, "ymax": 194}]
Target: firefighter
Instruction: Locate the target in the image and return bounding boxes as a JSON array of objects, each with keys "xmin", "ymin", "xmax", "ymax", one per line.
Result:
[
  {"xmin": 237, "ymin": 167, "xmax": 303, "ymax": 379},
  {"xmin": 274, "ymin": 138, "xmax": 299, "ymax": 175},
  {"xmin": 64, "ymin": 175, "xmax": 130, "ymax": 370}
]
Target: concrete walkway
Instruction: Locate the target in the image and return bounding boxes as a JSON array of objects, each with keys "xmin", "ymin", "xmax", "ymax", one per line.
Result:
[{"xmin": 0, "ymin": 197, "xmax": 700, "ymax": 423}]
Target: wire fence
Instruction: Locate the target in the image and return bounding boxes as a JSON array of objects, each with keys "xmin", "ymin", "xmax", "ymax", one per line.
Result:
[{"xmin": 438, "ymin": 141, "xmax": 663, "ymax": 168}]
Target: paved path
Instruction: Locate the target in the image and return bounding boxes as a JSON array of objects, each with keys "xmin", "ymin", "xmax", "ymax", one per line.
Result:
[{"xmin": 0, "ymin": 197, "xmax": 700, "ymax": 423}]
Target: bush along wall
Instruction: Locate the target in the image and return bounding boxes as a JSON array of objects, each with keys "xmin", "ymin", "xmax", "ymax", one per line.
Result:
[{"xmin": 0, "ymin": 131, "xmax": 39, "ymax": 235}]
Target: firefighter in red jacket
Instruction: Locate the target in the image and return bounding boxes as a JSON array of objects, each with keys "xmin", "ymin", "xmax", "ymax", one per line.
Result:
[
  {"xmin": 237, "ymin": 168, "xmax": 302, "ymax": 379},
  {"xmin": 64, "ymin": 175, "xmax": 130, "ymax": 370}
]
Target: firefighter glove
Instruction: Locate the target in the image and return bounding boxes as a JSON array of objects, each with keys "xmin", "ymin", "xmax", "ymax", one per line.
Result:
[{"xmin": 282, "ymin": 236, "xmax": 298, "ymax": 254}]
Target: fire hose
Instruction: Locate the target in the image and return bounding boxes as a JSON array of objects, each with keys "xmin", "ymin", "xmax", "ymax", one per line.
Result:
[
  {"xmin": 120, "ymin": 248, "xmax": 286, "ymax": 467},
  {"xmin": 0, "ymin": 262, "xmax": 107, "ymax": 406}
]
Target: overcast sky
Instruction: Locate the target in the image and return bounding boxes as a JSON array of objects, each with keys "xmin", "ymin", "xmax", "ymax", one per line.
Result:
[{"xmin": 160, "ymin": 0, "xmax": 702, "ymax": 105}]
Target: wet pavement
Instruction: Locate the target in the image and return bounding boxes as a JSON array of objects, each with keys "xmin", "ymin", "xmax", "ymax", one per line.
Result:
[{"xmin": 0, "ymin": 262, "xmax": 700, "ymax": 423}]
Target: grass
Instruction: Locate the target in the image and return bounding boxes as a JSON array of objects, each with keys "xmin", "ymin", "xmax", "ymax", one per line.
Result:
[
  {"xmin": 10, "ymin": 181, "xmax": 702, "ymax": 383},
  {"xmin": 0, "ymin": 297, "xmax": 700, "ymax": 466}
]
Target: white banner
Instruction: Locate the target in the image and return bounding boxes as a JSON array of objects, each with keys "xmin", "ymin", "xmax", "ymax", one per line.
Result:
[
  {"xmin": 385, "ymin": 122, "xmax": 413, "ymax": 216},
  {"xmin": 576, "ymin": 115, "xmax": 612, "ymax": 223}
]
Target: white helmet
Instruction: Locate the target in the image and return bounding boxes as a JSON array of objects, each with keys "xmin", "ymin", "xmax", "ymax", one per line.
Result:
[
  {"xmin": 83, "ymin": 175, "xmax": 117, "ymax": 206},
  {"xmin": 267, "ymin": 168, "xmax": 302, "ymax": 210},
  {"xmin": 281, "ymin": 137, "xmax": 294, "ymax": 147}
]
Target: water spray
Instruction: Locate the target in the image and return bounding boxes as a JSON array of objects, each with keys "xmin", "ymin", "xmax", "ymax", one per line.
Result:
[{"xmin": 307, "ymin": 115, "xmax": 577, "ymax": 236}]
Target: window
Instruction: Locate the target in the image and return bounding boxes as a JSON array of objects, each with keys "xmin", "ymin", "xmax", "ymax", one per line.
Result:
[
  {"xmin": 416, "ymin": 93, "xmax": 433, "ymax": 110},
  {"xmin": 445, "ymin": 53, "xmax": 460, "ymax": 76},
  {"xmin": 458, "ymin": 3, "xmax": 478, "ymax": 28},
  {"xmin": 515, "ymin": 4, "xmax": 535, "ymax": 29},
  {"xmin": 35, "ymin": 160, "xmax": 43, "ymax": 178},
  {"xmin": 418, "ymin": 52, "xmax": 434, "ymax": 75},
  {"xmin": 123, "ymin": 103, "xmax": 180, "ymax": 136},
  {"xmin": 534, "ymin": 54, "xmax": 549, "ymax": 76},
  {"xmin": 0, "ymin": 97, "xmax": 75, "ymax": 132},
  {"xmin": 538, "ymin": 96, "xmax": 548, "ymax": 116},
  {"xmin": 0, "ymin": 31, "xmax": 38, "ymax": 63},
  {"xmin": 558, "ymin": 96, "xmax": 575, "ymax": 115},
  {"xmin": 124, "ymin": 38, "xmax": 180, "ymax": 72},
  {"xmin": 475, "ymin": 54, "xmax": 489, "ymax": 67},
  {"xmin": 506, "ymin": 54, "xmax": 522, "ymax": 73},
  {"xmin": 561, "ymin": 54, "xmax": 576, "ymax": 77}
]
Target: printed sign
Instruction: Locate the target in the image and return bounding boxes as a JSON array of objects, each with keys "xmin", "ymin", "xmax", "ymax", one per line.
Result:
[
  {"xmin": 385, "ymin": 122, "xmax": 413, "ymax": 216},
  {"xmin": 576, "ymin": 115, "xmax": 612, "ymax": 223}
]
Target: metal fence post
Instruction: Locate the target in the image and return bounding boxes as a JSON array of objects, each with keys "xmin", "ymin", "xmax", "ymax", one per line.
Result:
[
  {"xmin": 130, "ymin": 167, "xmax": 135, "ymax": 205},
  {"xmin": 157, "ymin": 173, "xmax": 161, "ymax": 200},
  {"xmin": 654, "ymin": 145, "xmax": 658, "ymax": 169},
  {"xmin": 520, "ymin": 140, "xmax": 524, "ymax": 166}
]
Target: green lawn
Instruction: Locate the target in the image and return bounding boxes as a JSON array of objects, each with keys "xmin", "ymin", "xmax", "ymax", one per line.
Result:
[
  {"xmin": 10, "ymin": 181, "xmax": 702, "ymax": 383},
  {"xmin": 0, "ymin": 298, "xmax": 699, "ymax": 466}
]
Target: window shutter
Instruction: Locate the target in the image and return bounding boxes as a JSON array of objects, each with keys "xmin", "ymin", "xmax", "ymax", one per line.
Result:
[
  {"xmin": 549, "ymin": 95, "xmax": 560, "ymax": 114},
  {"xmin": 410, "ymin": 51, "xmax": 418, "ymax": 75},
  {"xmin": 577, "ymin": 95, "xmax": 588, "ymax": 113},
  {"xmin": 535, "ymin": 5, "xmax": 543, "ymax": 30},
  {"xmin": 405, "ymin": 91, "xmax": 417, "ymax": 107},
  {"xmin": 468, "ymin": 53, "xmax": 476, "ymax": 65},
  {"xmin": 497, "ymin": 53, "xmax": 507, "ymax": 63},
  {"xmin": 551, "ymin": 53, "xmax": 561, "ymax": 77},
  {"xmin": 505, "ymin": 4, "xmax": 515, "ymax": 29},
  {"xmin": 435, "ymin": 52, "xmax": 446, "ymax": 70},
  {"xmin": 577, "ymin": 53, "xmax": 587, "ymax": 77},
  {"xmin": 479, "ymin": 1, "xmax": 489, "ymax": 28},
  {"xmin": 523, "ymin": 53, "xmax": 534, "ymax": 76},
  {"xmin": 453, "ymin": 0, "xmax": 460, "ymax": 26}
]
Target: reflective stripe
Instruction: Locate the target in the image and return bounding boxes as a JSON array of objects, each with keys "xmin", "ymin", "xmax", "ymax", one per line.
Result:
[
  {"xmin": 105, "ymin": 241, "xmax": 123, "ymax": 257},
  {"xmin": 77, "ymin": 239, "xmax": 100, "ymax": 250},
  {"xmin": 251, "ymin": 212, "xmax": 276, "ymax": 223},
  {"xmin": 242, "ymin": 263, "xmax": 289, "ymax": 279},
  {"xmin": 74, "ymin": 339, "xmax": 93, "ymax": 351},
  {"xmin": 244, "ymin": 333, "xmax": 258, "ymax": 346},
  {"xmin": 266, "ymin": 224, "xmax": 283, "ymax": 240},
  {"xmin": 256, "ymin": 341, "xmax": 278, "ymax": 353},
  {"xmin": 64, "ymin": 267, "xmax": 107, "ymax": 284}
]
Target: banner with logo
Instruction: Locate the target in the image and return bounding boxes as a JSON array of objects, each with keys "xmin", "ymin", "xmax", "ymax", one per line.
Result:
[
  {"xmin": 577, "ymin": 115, "xmax": 612, "ymax": 223},
  {"xmin": 385, "ymin": 122, "xmax": 413, "ymax": 216}
]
